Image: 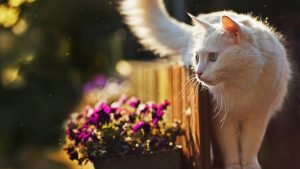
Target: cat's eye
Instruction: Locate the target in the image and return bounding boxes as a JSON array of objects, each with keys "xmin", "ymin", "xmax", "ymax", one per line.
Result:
[
  {"xmin": 208, "ymin": 52, "xmax": 218, "ymax": 62},
  {"xmin": 195, "ymin": 53, "xmax": 200, "ymax": 63}
]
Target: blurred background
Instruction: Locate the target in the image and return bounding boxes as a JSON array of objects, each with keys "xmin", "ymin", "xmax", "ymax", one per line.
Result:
[{"xmin": 0, "ymin": 0, "xmax": 299, "ymax": 169}]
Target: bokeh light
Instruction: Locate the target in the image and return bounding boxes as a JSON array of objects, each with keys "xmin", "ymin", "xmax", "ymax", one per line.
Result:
[
  {"xmin": 20, "ymin": 53, "xmax": 35, "ymax": 64},
  {"xmin": 12, "ymin": 19, "xmax": 28, "ymax": 35},
  {"xmin": 0, "ymin": 5, "xmax": 20, "ymax": 28},
  {"xmin": 9, "ymin": 0, "xmax": 27, "ymax": 7},
  {"xmin": 1, "ymin": 66, "xmax": 24, "ymax": 87},
  {"xmin": 116, "ymin": 60, "xmax": 132, "ymax": 77}
]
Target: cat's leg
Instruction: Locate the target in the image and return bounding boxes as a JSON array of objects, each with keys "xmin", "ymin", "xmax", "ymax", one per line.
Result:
[
  {"xmin": 239, "ymin": 113, "xmax": 270, "ymax": 169},
  {"xmin": 213, "ymin": 114, "xmax": 241, "ymax": 169}
]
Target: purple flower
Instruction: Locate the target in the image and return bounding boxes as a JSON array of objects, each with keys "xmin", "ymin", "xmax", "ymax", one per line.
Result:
[
  {"xmin": 150, "ymin": 103, "xmax": 158, "ymax": 110},
  {"xmin": 64, "ymin": 95, "xmax": 181, "ymax": 165},
  {"xmin": 151, "ymin": 100, "xmax": 170, "ymax": 125},
  {"xmin": 157, "ymin": 100, "xmax": 170, "ymax": 111},
  {"xmin": 110, "ymin": 102, "xmax": 122, "ymax": 120},
  {"xmin": 156, "ymin": 110, "xmax": 164, "ymax": 117},
  {"xmin": 95, "ymin": 103, "xmax": 111, "ymax": 114},
  {"xmin": 86, "ymin": 103, "xmax": 116, "ymax": 124},
  {"xmin": 132, "ymin": 121, "xmax": 151, "ymax": 133},
  {"xmin": 86, "ymin": 103, "xmax": 111, "ymax": 126},
  {"xmin": 94, "ymin": 76, "xmax": 107, "ymax": 86},
  {"xmin": 139, "ymin": 104, "xmax": 149, "ymax": 113},
  {"xmin": 152, "ymin": 118, "xmax": 159, "ymax": 125},
  {"xmin": 127, "ymin": 97, "xmax": 140, "ymax": 108},
  {"xmin": 110, "ymin": 106, "xmax": 120, "ymax": 113},
  {"xmin": 152, "ymin": 110, "xmax": 165, "ymax": 125},
  {"xmin": 76, "ymin": 129, "xmax": 99, "ymax": 144},
  {"xmin": 87, "ymin": 113, "xmax": 99, "ymax": 125},
  {"xmin": 82, "ymin": 75, "xmax": 107, "ymax": 94},
  {"xmin": 78, "ymin": 131, "xmax": 92, "ymax": 142}
]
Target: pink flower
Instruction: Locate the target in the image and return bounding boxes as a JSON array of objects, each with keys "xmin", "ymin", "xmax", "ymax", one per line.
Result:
[
  {"xmin": 132, "ymin": 121, "xmax": 151, "ymax": 133},
  {"xmin": 127, "ymin": 97, "xmax": 140, "ymax": 108}
]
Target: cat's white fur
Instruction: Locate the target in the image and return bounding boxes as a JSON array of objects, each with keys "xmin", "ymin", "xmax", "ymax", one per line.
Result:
[{"xmin": 119, "ymin": 0, "xmax": 291, "ymax": 169}]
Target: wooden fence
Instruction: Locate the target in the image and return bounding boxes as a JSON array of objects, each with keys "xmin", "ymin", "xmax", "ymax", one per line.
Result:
[{"xmin": 128, "ymin": 60, "xmax": 213, "ymax": 169}]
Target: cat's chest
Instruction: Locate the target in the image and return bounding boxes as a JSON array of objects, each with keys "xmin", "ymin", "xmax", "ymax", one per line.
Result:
[{"xmin": 211, "ymin": 86, "xmax": 268, "ymax": 114}]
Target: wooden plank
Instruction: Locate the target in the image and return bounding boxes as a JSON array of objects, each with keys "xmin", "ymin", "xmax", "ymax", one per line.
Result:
[{"xmin": 199, "ymin": 88, "xmax": 212, "ymax": 169}]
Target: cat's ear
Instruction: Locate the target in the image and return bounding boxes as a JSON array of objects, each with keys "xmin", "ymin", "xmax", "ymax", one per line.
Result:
[
  {"xmin": 188, "ymin": 13, "xmax": 211, "ymax": 30},
  {"xmin": 221, "ymin": 15, "xmax": 241, "ymax": 41}
]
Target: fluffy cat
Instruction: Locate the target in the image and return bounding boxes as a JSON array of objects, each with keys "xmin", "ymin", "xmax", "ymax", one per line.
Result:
[{"xmin": 119, "ymin": 0, "xmax": 291, "ymax": 169}]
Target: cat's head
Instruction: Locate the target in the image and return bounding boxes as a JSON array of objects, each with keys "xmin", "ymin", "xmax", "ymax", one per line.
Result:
[{"xmin": 188, "ymin": 14, "xmax": 260, "ymax": 87}]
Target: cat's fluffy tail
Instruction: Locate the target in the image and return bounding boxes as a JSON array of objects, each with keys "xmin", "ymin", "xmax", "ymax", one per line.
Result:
[{"xmin": 119, "ymin": 0, "xmax": 192, "ymax": 57}]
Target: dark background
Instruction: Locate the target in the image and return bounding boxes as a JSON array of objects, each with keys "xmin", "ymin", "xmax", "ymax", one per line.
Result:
[{"xmin": 0, "ymin": 0, "xmax": 299, "ymax": 168}]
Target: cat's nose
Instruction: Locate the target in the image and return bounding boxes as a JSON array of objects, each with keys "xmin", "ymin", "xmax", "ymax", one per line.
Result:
[{"xmin": 196, "ymin": 71, "xmax": 203, "ymax": 77}]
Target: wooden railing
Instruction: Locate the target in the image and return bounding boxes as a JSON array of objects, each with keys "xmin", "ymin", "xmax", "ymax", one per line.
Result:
[{"xmin": 128, "ymin": 60, "xmax": 213, "ymax": 169}]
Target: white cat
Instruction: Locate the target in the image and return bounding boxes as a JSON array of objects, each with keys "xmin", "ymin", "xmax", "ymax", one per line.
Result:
[{"xmin": 119, "ymin": 0, "xmax": 291, "ymax": 169}]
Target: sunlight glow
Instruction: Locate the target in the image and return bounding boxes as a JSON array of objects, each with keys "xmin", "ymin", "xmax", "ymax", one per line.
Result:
[
  {"xmin": 12, "ymin": 19, "xmax": 27, "ymax": 35},
  {"xmin": 0, "ymin": 5, "xmax": 20, "ymax": 28},
  {"xmin": 26, "ymin": 0, "xmax": 36, "ymax": 3},
  {"xmin": 116, "ymin": 60, "xmax": 132, "ymax": 77},
  {"xmin": 9, "ymin": 0, "xmax": 26, "ymax": 7},
  {"xmin": 2, "ymin": 66, "xmax": 24, "ymax": 87},
  {"xmin": 21, "ymin": 54, "xmax": 35, "ymax": 64}
]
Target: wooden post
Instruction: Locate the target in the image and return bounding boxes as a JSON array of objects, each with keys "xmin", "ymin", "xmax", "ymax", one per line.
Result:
[{"xmin": 198, "ymin": 88, "xmax": 212, "ymax": 169}]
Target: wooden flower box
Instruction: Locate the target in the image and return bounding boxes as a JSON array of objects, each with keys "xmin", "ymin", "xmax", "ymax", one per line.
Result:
[{"xmin": 94, "ymin": 148, "xmax": 182, "ymax": 169}]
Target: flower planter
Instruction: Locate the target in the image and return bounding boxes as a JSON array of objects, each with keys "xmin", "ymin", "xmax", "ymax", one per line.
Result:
[{"xmin": 93, "ymin": 148, "xmax": 182, "ymax": 169}]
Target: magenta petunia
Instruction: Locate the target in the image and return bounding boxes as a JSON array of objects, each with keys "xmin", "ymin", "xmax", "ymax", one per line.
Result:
[
  {"xmin": 95, "ymin": 103, "xmax": 111, "ymax": 114},
  {"xmin": 132, "ymin": 121, "xmax": 151, "ymax": 133},
  {"xmin": 157, "ymin": 100, "xmax": 170, "ymax": 111},
  {"xmin": 78, "ymin": 130, "xmax": 93, "ymax": 142},
  {"xmin": 152, "ymin": 118, "xmax": 159, "ymax": 125},
  {"xmin": 127, "ymin": 97, "xmax": 140, "ymax": 108},
  {"xmin": 150, "ymin": 103, "xmax": 158, "ymax": 110},
  {"xmin": 139, "ymin": 104, "xmax": 149, "ymax": 113},
  {"xmin": 64, "ymin": 95, "xmax": 182, "ymax": 165},
  {"xmin": 85, "ymin": 105, "xmax": 110, "ymax": 127}
]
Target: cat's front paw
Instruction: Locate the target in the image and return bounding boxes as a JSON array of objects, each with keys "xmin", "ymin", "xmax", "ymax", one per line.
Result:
[
  {"xmin": 225, "ymin": 164, "xmax": 242, "ymax": 169},
  {"xmin": 242, "ymin": 163, "xmax": 261, "ymax": 169}
]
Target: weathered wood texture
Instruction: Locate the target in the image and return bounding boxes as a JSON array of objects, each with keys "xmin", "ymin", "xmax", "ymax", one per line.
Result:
[{"xmin": 128, "ymin": 61, "xmax": 212, "ymax": 169}]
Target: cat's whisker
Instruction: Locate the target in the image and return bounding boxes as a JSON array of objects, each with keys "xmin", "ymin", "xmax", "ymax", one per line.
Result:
[
  {"xmin": 178, "ymin": 77, "xmax": 195, "ymax": 101},
  {"xmin": 220, "ymin": 106, "xmax": 229, "ymax": 129},
  {"xmin": 179, "ymin": 77, "xmax": 195, "ymax": 104},
  {"xmin": 213, "ymin": 92, "xmax": 219, "ymax": 112},
  {"xmin": 216, "ymin": 94, "xmax": 224, "ymax": 119},
  {"xmin": 212, "ymin": 92, "xmax": 216, "ymax": 102},
  {"xmin": 186, "ymin": 79, "xmax": 198, "ymax": 104},
  {"xmin": 192, "ymin": 83, "xmax": 200, "ymax": 111},
  {"xmin": 212, "ymin": 110, "xmax": 221, "ymax": 119},
  {"xmin": 212, "ymin": 101, "xmax": 222, "ymax": 119},
  {"xmin": 181, "ymin": 77, "xmax": 197, "ymax": 102},
  {"xmin": 181, "ymin": 76, "xmax": 196, "ymax": 93}
]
